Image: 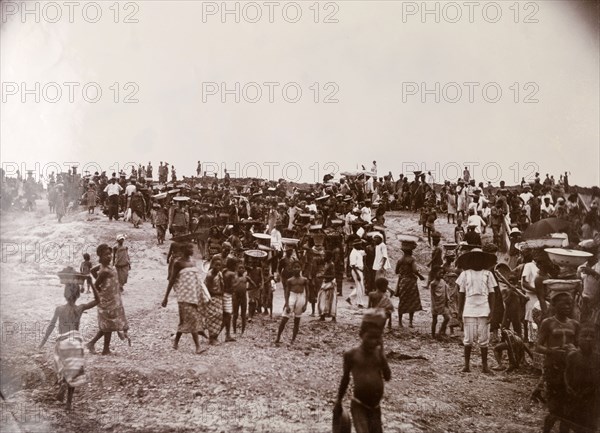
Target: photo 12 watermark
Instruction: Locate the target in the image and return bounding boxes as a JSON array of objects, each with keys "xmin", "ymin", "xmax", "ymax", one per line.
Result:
[
  {"xmin": 201, "ymin": 82, "xmax": 340, "ymax": 104},
  {"xmin": 0, "ymin": 240, "xmax": 148, "ymax": 265},
  {"xmin": 1, "ymin": 82, "xmax": 140, "ymax": 104},
  {"xmin": 1, "ymin": 160, "xmax": 544, "ymax": 185},
  {"xmin": 200, "ymin": 1, "xmax": 339, "ymax": 24},
  {"xmin": 400, "ymin": 161, "xmax": 540, "ymax": 184},
  {"xmin": 1, "ymin": 401, "xmax": 125, "ymax": 425},
  {"xmin": 400, "ymin": 1, "xmax": 539, "ymax": 24},
  {"xmin": 0, "ymin": 161, "xmax": 343, "ymax": 184},
  {"xmin": 1, "ymin": 1, "xmax": 140, "ymax": 24},
  {"xmin": 401, "ymin": 82, "xmax": 540, "ymax": 104}
]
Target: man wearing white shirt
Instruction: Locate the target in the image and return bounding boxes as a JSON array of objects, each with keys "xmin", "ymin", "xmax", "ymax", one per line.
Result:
[
  {"xmin": 270, "ymin": 225, "xmax": 283, "ymax": 274},
  {"xmin": 540, "ymin": 197, "xmax": 555, "ymax": 218},
  {"xmin": 372, "ymin": 234, "xmax": 390, "ymax": 280},
  {"xmin": 344, "ymin": 209, "xmax": 357, "ymax": 236},
  {"xmin": 457, "ymin": 265, "xmax": 497, "ymax": 373},
  {"xmin": 125, "ymin": 179, "xmax": 137, "ymax": 209},
  {"xmin": 467, "ymin": 209, "xmax": 486, "ymax": 234},
  {"xmin": 577, "ymin": 254, "xmax": 600, "ymax": 322},
  {"xmin": 346, "ymin": 241, "xmax": 366, "ymax": 307},
  {"xmin": 519, "ymin": 186, "xmax": 534, "ymax": 219},
  {"xmin": 365, "ymin": 176, "xmax": 374, "ymax": 200},
  {"xmin": 360, "ymin": 203, "xmax": 372, "ymax": 223},
  {"xmin": 520, "ymin": 258, "xmax": 545, "ymax": 344},
  {"xmin": 103, "ymin": 178, "xmax": 123, "ymax": 221},
  {"xmin": 427, "ymin": 171, "xmax": 435, "ymax": 186}
]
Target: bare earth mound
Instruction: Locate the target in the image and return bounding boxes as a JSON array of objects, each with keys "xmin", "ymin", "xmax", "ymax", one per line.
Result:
[{"xmin": 1, "ymin": 203, "xmax": 544, "ymax": 432}]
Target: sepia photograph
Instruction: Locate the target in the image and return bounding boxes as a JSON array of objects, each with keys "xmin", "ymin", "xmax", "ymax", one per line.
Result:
[{"xmin": 1, "ymin": 1, "xmax": 599, "ymax": 432}]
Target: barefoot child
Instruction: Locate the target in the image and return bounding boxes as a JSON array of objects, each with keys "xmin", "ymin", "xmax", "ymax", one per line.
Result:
[
  {"xmin": 39, "ymin": 278, "xmax": 98, "ymax": 410},
  {"xmin": 84, "ymin": 185, "xmax": 97, "ymax": 214},
  {"xmin": 426, "ymin": 208, "xmax": 437, "ymax": 246},
  {"xmin": 204, "ymin": 255, "xmax": 224, "ymax": 345},
  {"xmin": 429, "ymin": 266, "xmax": 450, "ymax": 338},
  {"xmin": 275, "ymin": 261, "xmax": 308, "ymax": 345},
  {"xmin": 161, "ymin": 243, "xmax": 209, "ymax": 354},
  {"xmin": 335, "ymin": 309, "xmax": 391, "ymax": 433},
  {"xmin": 221, "ymin": 257, "xmax": 238, "ymax": 342},
  {"xmin": 79, "ymin": 253, "xmax": 93, "ymax": 293},
  {"xmin": 454, "ymin": 219, "xmax": 465, "ymax": 244},
  {"xmin": 232, "ymin": 262, "xmax": 257, "ymax": 334},
  {"xmin": 247, "ymin": 262, "xmax": 263, "ymax": 319},
  {"xmin": 428, "ymin": 233, "xmax": 443, "ymax": 273},
  {"xmin": 368, "ymin": 278, "xmax": 394, "ymax": 331},
  {"xmin": 443, "ymin": 270, "xmax": 461, "ymax": 335}
]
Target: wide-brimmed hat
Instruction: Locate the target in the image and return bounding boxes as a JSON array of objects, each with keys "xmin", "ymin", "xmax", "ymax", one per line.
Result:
[
  {"xmin": 116, "ymin": 234, "xmax": 126, "ymax": 241},
  {"xmin": 456, "ymin": 248, "xmax": 497, "ymax": 270}
]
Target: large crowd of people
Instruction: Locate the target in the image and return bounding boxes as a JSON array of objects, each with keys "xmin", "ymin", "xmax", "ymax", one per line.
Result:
[{"xmin": 6, "ymin": 162, "xmax": 599, "ymax": 432}]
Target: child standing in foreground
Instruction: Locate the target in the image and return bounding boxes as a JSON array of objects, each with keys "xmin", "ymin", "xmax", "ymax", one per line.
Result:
[
  {"xmin": 454, "ymin": 219, "xmax": 465, "ymax": 244},
  {"xmin": 335, "ymin": 309, "xmax": 391, "ymax": 433},
  {"xmin": 426, "ymin": 208, "xmax": 437, "ymax": 246},
  {"xmin": 443, "ymin": 269, "xmax": 461, "ymax": 336},
  {"xmin": 84, "ymin": 186, "xmax": 97, "ymax": 214},
  {"xmin": 39, "ymin": 280, "xmax": 98, "ymax": 410},
  {"xmin": 79, "ymin": 253, "xmax": 93, "ymax": 293},
  {"xmin": 429, "ymin": 266, "xmax": 450, "ymax": 339},
  {"xmin": 232, "ymin": 263, "xmax": 257, "ymax": 335},
  {"xmin": 428, "ymin": 233, "xmax": 443, "ymax": 273}
]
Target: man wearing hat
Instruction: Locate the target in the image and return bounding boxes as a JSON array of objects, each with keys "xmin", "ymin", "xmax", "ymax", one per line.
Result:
[{"xmin": 457, "ymin": 248, "xmax": 498, "ymax": 373}]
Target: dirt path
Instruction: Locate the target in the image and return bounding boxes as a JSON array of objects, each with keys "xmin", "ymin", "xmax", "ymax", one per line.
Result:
[{"xmin": 1, "ymin": 204, "xmax": 545, "ymax": 432}]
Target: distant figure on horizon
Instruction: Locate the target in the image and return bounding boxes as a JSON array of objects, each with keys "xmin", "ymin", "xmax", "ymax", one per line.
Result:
[{"xmin": 463, "ymin": 167, "xmax": 470, "ymax": 183}]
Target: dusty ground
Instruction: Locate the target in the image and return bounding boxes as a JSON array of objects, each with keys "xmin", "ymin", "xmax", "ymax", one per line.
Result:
[{"xmin": 0, "ymin": 202, "xmax": 545, "ymax": 433}]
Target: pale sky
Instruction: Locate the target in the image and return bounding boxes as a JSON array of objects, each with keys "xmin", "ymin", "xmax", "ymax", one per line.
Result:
[{"xmin": 1, "ymin": 0, "xmax": 599, "ymax": 186}]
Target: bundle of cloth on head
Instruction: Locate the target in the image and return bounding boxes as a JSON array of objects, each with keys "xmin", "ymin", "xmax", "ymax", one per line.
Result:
[{"xmin": 360, "ymin": 308, "xmax": 387, "ymax": 334}]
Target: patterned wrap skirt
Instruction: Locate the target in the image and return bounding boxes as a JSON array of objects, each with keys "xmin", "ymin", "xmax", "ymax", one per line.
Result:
[
  {"xmin": 177, "ymin": 302, "xmax": 203, "ymax": 333},
  {"xmin": 397, "ymin": 277, "xmax": 423, "ymax": 314},
  {"xmin": 204, "ymin": 296, "xmax": 223, "ymax": 337},
  {"xmin": 54, "ymin": 331, "xmax": 87, "ymax": 387}
]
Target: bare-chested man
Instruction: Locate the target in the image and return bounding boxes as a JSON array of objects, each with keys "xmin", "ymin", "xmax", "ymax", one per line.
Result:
[{"xmin": 275, "ymin": 261, "xmax": 307, "ymax": 345}]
